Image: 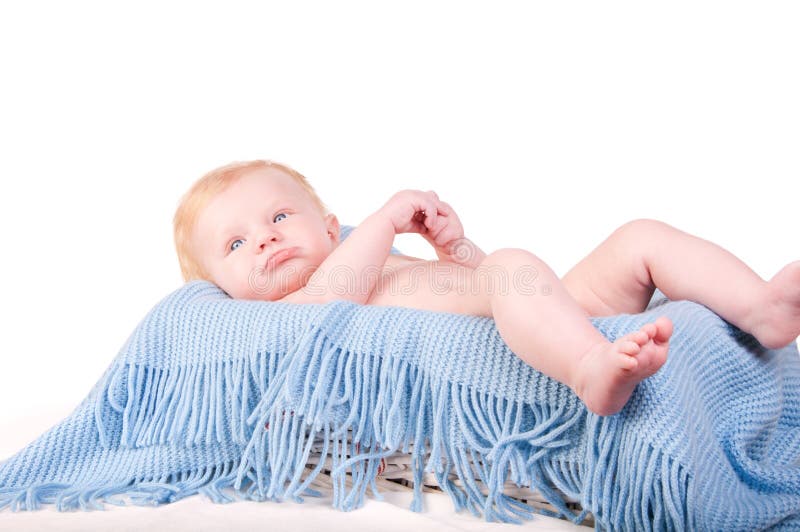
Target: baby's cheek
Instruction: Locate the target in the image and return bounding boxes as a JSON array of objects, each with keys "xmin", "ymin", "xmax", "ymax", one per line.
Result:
[
  {"xmin": 222, "ymin": 276, "xmax": 248, "ymax": 299},
  {"xmin": 244, "ymin": 265, "xmax": 286, "ymax": 301},
  {"xmin": 238, "ymin": 265, "xmax": 261, "ymax": 299}
]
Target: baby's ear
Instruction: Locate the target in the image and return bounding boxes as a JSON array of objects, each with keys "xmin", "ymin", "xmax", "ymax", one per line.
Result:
[{"xmin": 325, "ymin": 214, "xmax": 341, "ymax": 244}]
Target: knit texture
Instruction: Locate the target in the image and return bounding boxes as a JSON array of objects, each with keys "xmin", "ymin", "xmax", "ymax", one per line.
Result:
[{"xmin": 1, "ymin": 281, "xmax": 799, "ymax": 530}]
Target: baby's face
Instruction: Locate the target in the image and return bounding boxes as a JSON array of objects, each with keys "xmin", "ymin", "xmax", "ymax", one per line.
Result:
[{"xmin": 192, "ymin": 167, "xmax": 339, "ymax": 300}]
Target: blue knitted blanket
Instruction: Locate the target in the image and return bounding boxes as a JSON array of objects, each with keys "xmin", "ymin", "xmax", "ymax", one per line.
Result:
[{"xmin": 1, "ymin": 281, "xmax": 799, "ymax": 530}]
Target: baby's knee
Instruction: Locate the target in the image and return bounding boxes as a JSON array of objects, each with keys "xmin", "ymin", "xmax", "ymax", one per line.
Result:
[
  {"xmin": 477, "ymin": 248, "xmax": 551, "ymax": 298},
  {"xmin": 482, "ymin": 247, "xmax": 544, "ymax": 269},
  {"xmin": 614, "ymin": 219, "xmax": 672, "ymax": 243},
  {"xmin": 480, "ymin": 248, "xmax": 551, "ymax": 284}
]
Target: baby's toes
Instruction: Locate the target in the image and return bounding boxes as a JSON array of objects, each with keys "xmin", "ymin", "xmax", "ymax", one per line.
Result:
[
  {"xmin": 639, "ymin": 323, "xmax": 656, "ymax": 339},
  {"xmin": 626, "ymin": 330, "xmax": 650, "ymax": 347},
  {"xmin": 617, "ymin": 339, "xmax": 642, "ymax": 356},
  {"xmin": 617, "ymin": 351, "xmax": 639, "ymax": 371},
  {"xmin": 653, "ymin": 317, "xmax": 674, "ymax": 345}
]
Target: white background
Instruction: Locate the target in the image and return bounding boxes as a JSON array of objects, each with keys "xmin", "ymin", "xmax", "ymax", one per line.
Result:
[{"xmin": 0, "ymin": 1, "xmax": 797, "ymax": 461}]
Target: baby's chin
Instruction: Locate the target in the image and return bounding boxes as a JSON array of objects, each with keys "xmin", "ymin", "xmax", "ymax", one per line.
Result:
[
  {"xmin": 233, "ymin": 258, "xmax": 322, "ymax": 301},
  {"xmin": 240, "ymin": 276, "xmax": 307, "ymax": 301},
  {"xmin": 233, "ymin": 284, "xmax": 285, "ymax": 301}
]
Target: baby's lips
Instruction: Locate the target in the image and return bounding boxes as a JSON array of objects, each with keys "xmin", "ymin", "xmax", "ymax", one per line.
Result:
[{"xmin": 265, "ymin": 247, "xmax": 299, "ymax": 270}]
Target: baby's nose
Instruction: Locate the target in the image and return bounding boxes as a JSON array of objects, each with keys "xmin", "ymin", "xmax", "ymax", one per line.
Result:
[{"xmin": 256, "ymin": 229, "xmax": 281, "ymax": 250}]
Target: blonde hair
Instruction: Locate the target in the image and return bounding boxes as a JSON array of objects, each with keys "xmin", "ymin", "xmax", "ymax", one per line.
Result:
[{"xmin": 173, "ymin": 160, "xmax": 327, "ymax": 282}]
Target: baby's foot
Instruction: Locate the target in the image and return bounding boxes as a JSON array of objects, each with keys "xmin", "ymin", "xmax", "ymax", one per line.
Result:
[
  {"xmin": 573, "ymin": 317, "xmax": 673, "ymax": 416},
  {"xmin": 751, "ymin": 261, "xmax": 800, "ymax": 349}
]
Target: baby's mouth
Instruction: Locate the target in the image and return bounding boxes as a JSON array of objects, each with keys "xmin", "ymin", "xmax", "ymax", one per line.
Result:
[{"xmin": 265, "ymin": 247, "xmax": 299, "ymax": 270}]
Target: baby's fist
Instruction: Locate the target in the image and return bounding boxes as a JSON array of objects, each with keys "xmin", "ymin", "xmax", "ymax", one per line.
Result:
[
  {"xmin": 421, "ymin": 199, "xmax": 464, "ymax": 247},
  {"xmin": 378, "ymin": 190, "xmax": 444, "ymax": 235}
]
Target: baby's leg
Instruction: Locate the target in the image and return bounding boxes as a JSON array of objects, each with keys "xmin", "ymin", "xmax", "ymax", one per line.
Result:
[
  {"xmin": 478, "ymin": 249, "xmax": 672, "ymax": 416},
  {"xmin": 562, "ymin": 219, "xmax": 800, "ymax": 349}
]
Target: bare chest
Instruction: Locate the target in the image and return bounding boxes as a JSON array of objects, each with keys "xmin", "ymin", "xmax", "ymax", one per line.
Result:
[{"xmin": 368, "ymin": 254, "xmax": 489, "ymax": 316}]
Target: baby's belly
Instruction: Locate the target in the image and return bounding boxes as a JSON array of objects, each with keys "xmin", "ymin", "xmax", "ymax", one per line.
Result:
[{"xmin": 367, "ymin": 257, "xmax": 491, "ymax": 317}]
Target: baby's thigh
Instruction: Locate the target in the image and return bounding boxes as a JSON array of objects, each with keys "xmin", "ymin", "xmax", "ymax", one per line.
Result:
[{"xmin": 368, "ymin": 262, "xmax": 492, "ymax": 317}]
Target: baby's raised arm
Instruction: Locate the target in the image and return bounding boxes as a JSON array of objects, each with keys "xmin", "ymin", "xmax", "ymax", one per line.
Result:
[{"xmin": 282, "ymin": 190, "xmax": 444, "ymax": 305}]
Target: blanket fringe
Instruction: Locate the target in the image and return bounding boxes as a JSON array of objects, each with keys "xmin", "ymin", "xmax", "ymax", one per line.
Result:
[
  {"xmin": 583, "ymin": 414, "xmax": 693, "ymax": 530},
  {"xmin": 0, "ymin": 460, "xmax": 249, "ymax": 512},
  {"xmin": 97, "ymin": 349, "xmax": 282, "ymax": 450},
  {"xmin": 235, "ymin": 326, "xmax": 591, "ymax": 524}
]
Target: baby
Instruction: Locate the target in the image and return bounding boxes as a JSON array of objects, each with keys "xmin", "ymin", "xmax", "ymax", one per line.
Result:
[{"xmin": 174, "ymin": 160, "xmax": 800, "ymax": 416}]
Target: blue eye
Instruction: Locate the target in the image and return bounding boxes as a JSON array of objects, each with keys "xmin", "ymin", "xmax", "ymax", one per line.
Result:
[
  {"xmin": 230, "ymin": 238, "xmax": 244, "ymax": 252},
  {"xmin": 274, "ymin": 212, "xmax": 288, "ymax": 223}
]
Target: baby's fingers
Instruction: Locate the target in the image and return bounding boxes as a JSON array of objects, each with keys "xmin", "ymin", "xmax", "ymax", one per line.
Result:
[
  {"xmin": 435, "ymin": 199, "xmax": 454, "ymax": 216},
  {"xmin": 436, "ymin": 226, "xmax": 463, "ymax": 248},
  {"xmin": 406, "ymin": 190, "xmax": 445, "ymax": 235},
  {"xmin": 421, "ymin": 204, "xmax": 440, "ymax": 231},
  {"xmin": 428, "ymin": 213, "xmax": 452, "ymax": 242}
]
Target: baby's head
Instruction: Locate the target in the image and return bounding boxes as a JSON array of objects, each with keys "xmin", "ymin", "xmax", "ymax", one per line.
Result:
[{"xmin": 174, "ymin": 160, "xmax": 340, "ymax": 300}]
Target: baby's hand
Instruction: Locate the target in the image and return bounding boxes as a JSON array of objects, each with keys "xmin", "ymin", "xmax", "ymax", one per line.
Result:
[
  {"xmin": 417, "ymin": 197, "xmax": 485, "ymax": 267},
  {"xmin": 417, "ymin": 194, "xmax": 464, "ymax": 249},
  {"xmin": 377, "ymin": 190, "xmax": 485, "ymax": 267},
  {"xmin": 378, "ymin": 190, "xmax": 447, "ymax": 236}
]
